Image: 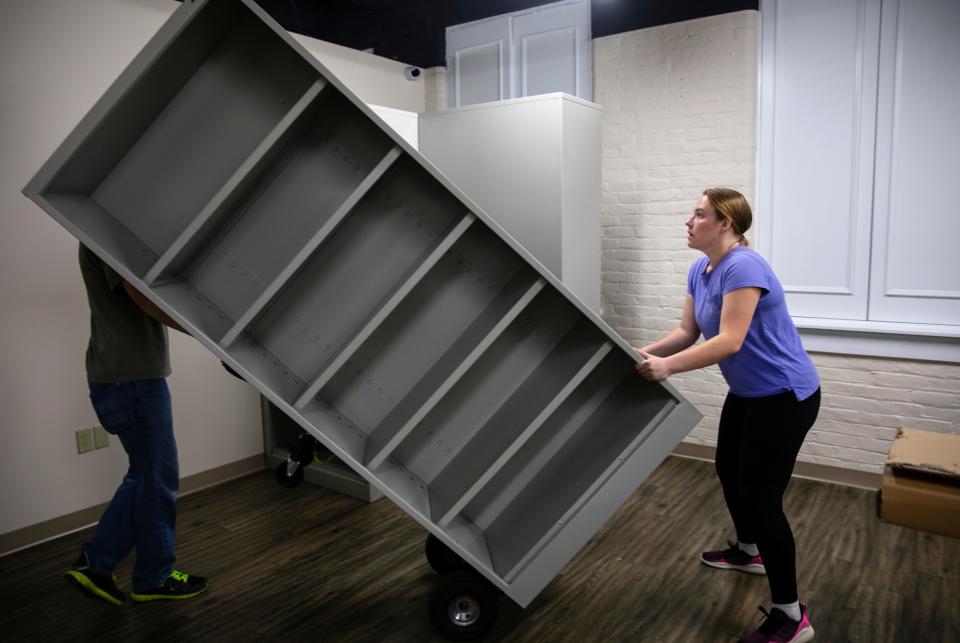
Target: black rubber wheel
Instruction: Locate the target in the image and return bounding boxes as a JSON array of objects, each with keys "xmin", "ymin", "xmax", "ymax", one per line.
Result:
[
  {"xmin": 429, "ymin": 571, "xmax": 498, "ymax": 641},
  {"xmin": 274, "ymin": 461, "xmax": 304, "ymax": 488},
  {"xmin": 289, "ymin": 433, "xmax": 317, "ymax": 467},
  {"xmin": 425, "ymin": 534, "xmax": 470, "ymax": 575}
]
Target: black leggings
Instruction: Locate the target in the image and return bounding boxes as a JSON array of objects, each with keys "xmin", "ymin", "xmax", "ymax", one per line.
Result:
[{"xmin": 715, "ymin": 388, "xmax": 821, "ymax": 604}]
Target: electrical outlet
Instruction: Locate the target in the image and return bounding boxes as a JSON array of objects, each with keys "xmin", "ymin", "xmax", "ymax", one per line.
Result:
[
  {"xmin": 93, "ymin": 426, "xmax": 110, "ymax": 449},
  {"xmin": 75, "ymin": 428, "xmax": 94, "ymax": 454}
]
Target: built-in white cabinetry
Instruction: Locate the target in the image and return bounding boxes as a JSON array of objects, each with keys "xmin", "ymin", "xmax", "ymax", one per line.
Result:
[
  {"xmin": 759, "ymin": 0, "xmax": 960, "ymax": 351},
  {"xmin": 868, "ymin": 0, "xmax": 959, "ymax": 326},
  {"xmin": 446, "ymin": 0, "xmax": 591, "ymax": 107},
  {"xmin": 446, "ymin": 16, "xmax": 510, "ymax": 107}
]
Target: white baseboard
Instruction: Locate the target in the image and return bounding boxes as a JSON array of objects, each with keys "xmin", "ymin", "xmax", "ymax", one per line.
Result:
[
  {"xmin": 671, "ymin": 442, "xmax": 883, "ymax": 490},
  {"xmin": 0, "ymin": 455, "xmax": 264, "ymax": 558}
]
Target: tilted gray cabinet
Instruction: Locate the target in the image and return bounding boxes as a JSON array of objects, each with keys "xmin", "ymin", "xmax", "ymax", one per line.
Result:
[{"xmin": 24, "ymin": 0, "xmax": 701, "ymax": 620}]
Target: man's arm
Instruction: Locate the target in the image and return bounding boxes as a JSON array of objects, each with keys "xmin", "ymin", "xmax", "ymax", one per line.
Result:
[{"xmin": 121, "ymin": 280, "xmax": 187, "ymax": 334}]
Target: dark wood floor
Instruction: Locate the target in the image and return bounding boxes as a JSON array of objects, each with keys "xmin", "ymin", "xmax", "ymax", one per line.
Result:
[{"xmin": 2, "ymin": 456, "xmax": 958, "ymax": 642}]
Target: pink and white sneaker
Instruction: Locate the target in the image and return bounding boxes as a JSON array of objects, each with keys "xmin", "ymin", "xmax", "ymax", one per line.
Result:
[
  {"xmin": 700, "ymin": 540, "xmax": 766, "ymax": 575},
  {"xmin": 738, "ymin": 603, "xmax": 815, "ymax": 643}
]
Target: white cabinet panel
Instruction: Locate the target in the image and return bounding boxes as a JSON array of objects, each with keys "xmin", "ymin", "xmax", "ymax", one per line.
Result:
[
  {"xmin": 446, "ymin": 0, "xmax": 591, "ymax": 108},
  {"xmin": 447, "ymin": 17, "xmax": 509, "ymax": 107},
  {"xmin": 518, "ymin": 27, "xmax": 577, "ymax": 97},
  {"xmin": 759, "ymin": 0, "xmax": 881, "ymax": 320},
  {"xmin": 456, "ymin": 42, "xmax": 504, "ymax": 106},
  {"xmin": 369, "ymin": 105, "xmax": 419, "ymax": 148},
  {"xmin": 560, "ymin": 97, "xmax": 601, "ymax": 312},
  {"xmin": 869, "ymin": 0, "xmax": 960, "ymax": 324},
  {"xmin": 420, "ymin": 94, "xmax": 601, "ymax": 312},
  {"xmin": 513, "ymin": 0, "xmax": 591, "ymax": 100}
]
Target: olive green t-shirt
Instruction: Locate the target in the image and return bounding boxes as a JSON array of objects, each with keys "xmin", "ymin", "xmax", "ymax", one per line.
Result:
[{"xmin": 79, "ymin": 245, "xmax": 171, "ymax": 383}]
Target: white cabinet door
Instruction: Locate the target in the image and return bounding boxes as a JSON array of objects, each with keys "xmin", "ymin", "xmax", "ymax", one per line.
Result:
[
  {"xmin": 446, "ymin": 0, "xmax": 591, "ymax": 108},
  {"xmin": 868, "ymin": 0, "xmax": 960, "ymax": 325},
  {"xmin": 446, "ymin": 16, "xmax": 509, "ymax": 107},
  {"xmin": 512, "ymin": 0, "xmax": 592, "ymax": 100},
  {"xmin": 758, "ymin": 0, "xmax": 881, "ymax": 320}
]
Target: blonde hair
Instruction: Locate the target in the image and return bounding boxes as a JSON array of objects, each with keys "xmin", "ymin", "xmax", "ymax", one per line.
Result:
[{"xmin": 703, "ymin": 187, "xmax": 752, "ymax": 247}]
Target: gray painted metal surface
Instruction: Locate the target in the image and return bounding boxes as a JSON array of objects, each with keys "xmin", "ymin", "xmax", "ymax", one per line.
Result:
[
  {"xmin": 261, "ymin": 397, "xmax": 383, "ymax": 502},
  {"xmin": 23, "ymin": 0, "xmax": 701, "ymax": 609}
]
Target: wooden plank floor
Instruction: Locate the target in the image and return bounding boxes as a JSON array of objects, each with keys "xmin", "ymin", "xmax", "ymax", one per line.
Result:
[{"xmin": 2, "ymin": 456, "xmax": 958, "ymax": 642}]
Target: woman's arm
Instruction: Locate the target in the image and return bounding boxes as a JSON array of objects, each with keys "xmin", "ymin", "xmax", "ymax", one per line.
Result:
[
  {"xmin": 638, "ymin": 294, "xmax": 700, "ymax": 357},
  {"xmin": 636, "ymin": 287, "xmax": 760, "ymax": 380}
]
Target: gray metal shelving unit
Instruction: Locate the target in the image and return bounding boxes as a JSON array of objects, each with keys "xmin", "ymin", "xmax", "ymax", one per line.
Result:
[{"xmin": 23, "ymin": 0, "xmax": 701, "ymax": 638}]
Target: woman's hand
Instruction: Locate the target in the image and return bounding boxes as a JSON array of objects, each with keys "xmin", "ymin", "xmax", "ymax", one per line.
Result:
[{"xmin": 635, "ymin": 350, "xmax": 672, "ymax": 381}]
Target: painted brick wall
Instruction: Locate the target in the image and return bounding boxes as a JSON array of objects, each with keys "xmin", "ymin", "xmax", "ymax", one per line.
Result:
[
  {"xmin": 424, "ymin": 67, "xmax": 448, "ymax": 112},
  {"xmin": 593, "ymin": 10, "xmax": 960, "ymax": 474}
]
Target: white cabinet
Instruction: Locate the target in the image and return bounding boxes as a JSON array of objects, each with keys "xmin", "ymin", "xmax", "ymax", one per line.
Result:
[
  {"xmin": 446, "ymin": 0, "xmax": 592, "ymax": 108},
  {"xmin": 758, "ymin": 0, "xmax": 880, "ymax": 320},
  {"xmin": 868, "ymin": 0, "xmax": 960, "ymax": 325},
  {"xmin": 370, "ymin": 94, "xmax": 602, "ymax": 314},
  {"xmin": 446, "ymin": 15, "xmax": 510, "ymax": 106},
  {"xmin": 758, "ymin": 0, "xmax": 960, "ymax": 329},
  {"xmin": 369, "ymin": 104, "xmax": 419, "ymax": 148},
  {"xmin": 419, "ymin": 94, "xmax": 601, "ymax": 313}
]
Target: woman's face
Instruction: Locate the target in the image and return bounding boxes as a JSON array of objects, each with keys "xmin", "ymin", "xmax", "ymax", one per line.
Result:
[{"xmin": 685, "ymin": 195, "xmax": 727, "ymax": 251}]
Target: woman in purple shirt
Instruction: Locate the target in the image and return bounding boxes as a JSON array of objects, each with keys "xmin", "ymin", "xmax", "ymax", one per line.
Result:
[{"xmin": 636, "ymin": 188, "xmax": 820, "ymax": 643}]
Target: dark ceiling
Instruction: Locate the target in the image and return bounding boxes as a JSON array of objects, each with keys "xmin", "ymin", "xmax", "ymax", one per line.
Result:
[{"xmin": 184, "ymin": 1, "xmax": 759, "ymax": 69}]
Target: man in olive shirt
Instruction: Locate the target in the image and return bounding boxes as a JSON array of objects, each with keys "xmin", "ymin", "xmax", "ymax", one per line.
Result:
[{"xmin": 65, "ymin": 245, "xmax": 207, "ymax": 604}]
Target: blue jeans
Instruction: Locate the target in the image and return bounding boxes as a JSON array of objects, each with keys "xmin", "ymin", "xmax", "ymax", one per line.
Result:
[{"xmin": 83, "ymin": 379, "xmax": 178, "ymax": 592}]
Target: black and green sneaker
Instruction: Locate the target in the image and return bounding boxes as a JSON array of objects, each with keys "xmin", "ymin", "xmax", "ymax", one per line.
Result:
[
  {"xmin": 131, "ymin": 570, "xmax": 208, "ymax": 602},
  {"xmin": 64, "ymin": 550, "xmax": 125, "ymax": 606}
]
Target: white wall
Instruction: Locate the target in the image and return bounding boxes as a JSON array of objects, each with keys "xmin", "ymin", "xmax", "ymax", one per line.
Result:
[
  {"xmin": 591, "ymin": 11, "xmax": 960, "ymax": 474},
  {"xmin": 0, "ymin": 0, "xmax": 262, "ymax": 537},
  {"xmin": 0, "ymin": 0, "xmax": 429, "ymax": 539}
]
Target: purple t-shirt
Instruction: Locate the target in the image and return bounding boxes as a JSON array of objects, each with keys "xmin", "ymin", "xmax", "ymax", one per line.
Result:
[{"xmin": 687, "ymin": 246, "xmax": 819, "ymax": 400}]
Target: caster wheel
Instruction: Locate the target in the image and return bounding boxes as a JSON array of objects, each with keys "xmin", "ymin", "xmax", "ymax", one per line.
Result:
[
  {"xmin": 275, "ymin": 461, "xmax": 304, "ymax": 488},
  {"xmin": 425, "ymin": 533, "xmax": 470, "ymax": 575},
  {"xmin": 429, "ymin": 571, "xmax": 498, "ymax": 641},
  {"xmin": 289, "ymin": 433, "xmax": 317, "ymax": 466}
]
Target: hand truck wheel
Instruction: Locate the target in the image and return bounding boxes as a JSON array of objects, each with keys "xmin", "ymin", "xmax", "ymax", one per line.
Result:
[
  {"xmin": 274, "ymin": 432, "xmax": 316, "ymax": 488},
  {"xmin": 425, "ymin": 533, "xmax": 470, "ymax": 575},
  {"xmin": 429, "ymin": 570, "xmax": 499, "ymax": 641},
  {"xmin": 275, "ymin": 461, "xmax": 305, "ymax": 487}
]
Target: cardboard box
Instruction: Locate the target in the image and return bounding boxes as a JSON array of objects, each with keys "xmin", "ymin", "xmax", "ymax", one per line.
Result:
[{"xmin": 879, "ymin": 428, "xmax": 960, "ymax": 538}]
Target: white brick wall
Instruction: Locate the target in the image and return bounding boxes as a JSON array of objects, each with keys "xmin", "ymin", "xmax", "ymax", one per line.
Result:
[
  {"xmin": 593, "ymin": 10, "xmax": 960, "ymax": 474},
  {"xmin": 424, "ymin": 67, "xmax": 448, "ymax": 112}
]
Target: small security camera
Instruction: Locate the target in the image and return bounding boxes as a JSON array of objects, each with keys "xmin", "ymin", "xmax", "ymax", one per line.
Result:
[{"xmin": 403, "ymin": 66, "xmax": 422, "ymax": 81}]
